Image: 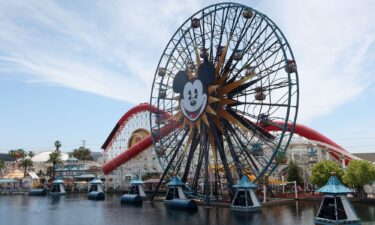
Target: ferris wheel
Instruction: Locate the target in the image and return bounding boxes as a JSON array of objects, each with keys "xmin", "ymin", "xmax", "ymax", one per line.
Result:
[{"xmin": 150, "ymin": 2, "xmax": 299, "ymax": 199}]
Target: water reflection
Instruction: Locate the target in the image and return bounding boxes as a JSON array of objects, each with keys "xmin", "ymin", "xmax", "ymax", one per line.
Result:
[{"xmin": 0, "ymin": 194, "xmax": 374, "ymax": 225}]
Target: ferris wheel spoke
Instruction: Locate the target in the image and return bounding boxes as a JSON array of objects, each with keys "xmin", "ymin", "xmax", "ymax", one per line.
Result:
[
  {"xmin": 214, "ymin": 4, "xmax": 230, "ymax": 60},
  {"xmin": 221, "ymin": 119, "xmax": 249, "ymax": 148},
  {"xmin": 265, "ymin": 90, "xmax": 293, "ymax": 116},
  {"xmin": 228, "ymin": 78, "xmax": 290, "ymax": 99},
  {"xmin": 224, "ymin": 115, "xmax": 279, "ymax": 153},
  {"xmin": 223, "ymin": 122, "xmax": 262, "ymax": 173},
  {"xmin": 201, "ymin": 123, "xmax": 211, "ymax": 202},
  {"xmin": 223, "ymin": 126, "xmax": 244, "ymax": 177},
  {"xmin": 192, "ymin": 144, "xmax": 204, "ymax": 193},
  {"xmin": 173, "ymin": 43, "xmax": 195, "ymax": 68},
  {"xmin": 182, "ymin": 128, "xmax": 199, "ymax": 182},
  {"xmin": 150, "ymin": 128, "xmax": 188, "ymax": 200},
  {"xmin": 227, "ymin": 23, "xmax": 271, "ymax": 82},
  {"xmin": 217, "ymin": 7, "xmax": 244, "ymax": 75},
  {"xmin": 173, "ymin": 150, "xmax": 186, "ymax": 175},
  {"xmin": 207, "ymin": 6, "xmax": 217, "ymax": 62},
  {"xmin": 223, "ymin": 20, "xmax": 268, "ymax": 79},
  {"xmin": 209, "ymin": 119, "xmax": 235, "ymax": 192},
  {"xmin": 244, "ymin": 41, "xmax": 282, "ymax": 74},
  {"xmin": 244, "ymin": 150, "xmax": 260, "ymax": 173},
  {"xmin": 226, "ymin": 107, "xmax": 275, "ymax": 140},
  {"xmin": 232, "ymin": 101, "xmax": 291, "ymax": 108}
]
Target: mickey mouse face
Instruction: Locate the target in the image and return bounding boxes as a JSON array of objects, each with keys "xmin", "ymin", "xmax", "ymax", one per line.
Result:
[
  {"xmin": 173, "ymin": 62, "xmax": 215, "ymax": 122},
  {"xmin": 180, "ymin": 79, "xmax": 207, "ymax": 121}
]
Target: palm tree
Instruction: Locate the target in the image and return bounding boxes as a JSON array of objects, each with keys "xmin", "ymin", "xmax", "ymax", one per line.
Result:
[
  {"xmin": 20, "ymin": 158, "xmax": 33, "ymax": 176},
  {"xmin": 46, "ymin": 151, "xmax": 63, "ymax": 181},
  {"xmin": 0, "ymin": 160, "xmax": 6, "ymax": 173},
  {"xmin": 8, "ymin": 149, "xmax": 26, "ymax": 168},
  {"xmin": 8, "ymin": 149, "xmax": 26, "ymax": 161},
  {"xmin": 28, "ymin": 151, "xmax": 35, "ymax": 158},
  {"xmin": 55, "ymin": 140, "xmax": 62, "ymax": 152}
]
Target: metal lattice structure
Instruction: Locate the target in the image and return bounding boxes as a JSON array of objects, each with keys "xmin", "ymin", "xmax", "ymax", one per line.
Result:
[
  {"xmin": 102, "ymin": 106, "xmax": 162, "ymax": 191},
  {"xmin": 150, "ymin": 3, "xmax": 299, "ymax": 200}
]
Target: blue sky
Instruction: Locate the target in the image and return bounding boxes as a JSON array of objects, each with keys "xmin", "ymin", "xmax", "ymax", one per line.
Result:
[{"xmin": 0, "ymin": 0, "xmax": 374, "ymax": 153}]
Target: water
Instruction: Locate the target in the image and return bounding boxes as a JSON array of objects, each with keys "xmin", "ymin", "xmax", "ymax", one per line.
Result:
[{"xmin": 1, "ymin": 194, "xmax": 374, "ymax": 225}]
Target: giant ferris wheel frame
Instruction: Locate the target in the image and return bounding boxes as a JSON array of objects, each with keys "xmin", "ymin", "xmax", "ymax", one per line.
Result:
[{"xmin": 149, "ymin": 2, "xmax": 299, "ymax": 200}]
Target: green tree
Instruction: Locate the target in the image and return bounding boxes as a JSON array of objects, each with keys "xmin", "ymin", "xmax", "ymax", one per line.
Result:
[
  {"xmin": 286, "ymin": 160, "xmax": 302, "ymax": 185},
  {"xmin": 0, "ymin": 160, "xmax": 5, "ymax": 172},
  {"xmin": 20, "ymin": 158, "xmax": 33, "ymax": 176},
  {"xmin": 311, "ymin": 160, "xmax": 344, "ymax": 187},
  {"xmin": 343, "ymin": 160, "xmax": 375, "ymax": 193},
  {"xmin": 8, "ymin": 149, "xmax": 26, "ymax": 161},
  {"xmin": 72, "ymin": 146, "xmax": 93, "ymax": 161},
  {"xmin": 46, "ymin": 151, "xmax": 63, "ymax": 180}
]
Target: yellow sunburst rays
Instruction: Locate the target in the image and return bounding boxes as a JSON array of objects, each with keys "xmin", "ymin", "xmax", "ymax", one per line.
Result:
[
  {"xmin": 194, "ymin": 46, "xmax": 202, "ymax": 71},
  {"xmin": 171, "ymin": 34, "xmax": 256, "ymax": 170},
  {"xmin": 213, "ymin": 61, "xmax": 259, "ymax": 134},
  {"xmin": 183, "ymin": 129, "xmax": 194, "ymax": 153},
  {"xmin": 187, "ymin": 63, "xmax": 195, "ymax": 80},
  {"xmin": 215, "ymin": 35, "xmax": 232, "ymax": 77}
]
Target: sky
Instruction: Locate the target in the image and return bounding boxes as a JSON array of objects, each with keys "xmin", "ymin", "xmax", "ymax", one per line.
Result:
[{"xmin": 0, "ymin": 0, "xmax": 374, "ymax": 154}]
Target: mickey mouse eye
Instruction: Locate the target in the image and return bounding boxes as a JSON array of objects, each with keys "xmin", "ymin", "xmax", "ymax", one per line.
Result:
[
  {"xmin": 188, "ymin": 90, "xmax": 192, "ymax": 100},
  {"xmin": 194, "ymin": 89, "xmax": 198, "ymax": 98}
]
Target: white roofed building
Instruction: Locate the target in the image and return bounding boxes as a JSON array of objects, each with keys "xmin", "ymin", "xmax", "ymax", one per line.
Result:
[{"xmin": 31, "ymin": 151, "xmax": 69, "ymax": 176}]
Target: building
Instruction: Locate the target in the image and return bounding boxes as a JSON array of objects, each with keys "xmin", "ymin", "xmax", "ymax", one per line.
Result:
[
  {"xmin": 0, "ymin": 153, "xmax": 16, "ymax": 175},
  {"xmin": 31, "ymin": 151, "xmax": 69, "ymax": 176}
]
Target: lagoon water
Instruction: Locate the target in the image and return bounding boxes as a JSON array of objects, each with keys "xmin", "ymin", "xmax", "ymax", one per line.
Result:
[{"xmin": 1, "ymin": 194, "xmax": 375, "ymax": 225}]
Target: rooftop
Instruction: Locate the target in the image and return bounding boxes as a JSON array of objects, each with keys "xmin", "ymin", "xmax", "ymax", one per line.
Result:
[
  {"xmin": 167, "ymin": 176, "xmax": 184, "ymax": 186},
  {"xmin": 31, "ymin": 151, "xmax": 69, "ymax": 162},
  {"xmin": 130, "ymin": 176, "xmax": 144, "ymax": 185},
  {"xmin": 316, "ymin": 175, "xmax": 352, "ymax": 194},
  {"xmin": 233, "ymin": 176, "xmax": 258, "ymax": 189},
  {"xmin": 0, "ymin": 153, "xmax": 15, "ymax": 162}
]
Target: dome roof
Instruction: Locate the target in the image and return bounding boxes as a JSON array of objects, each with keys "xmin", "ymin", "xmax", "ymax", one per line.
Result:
[
  {"xmin": 31, "ymin": 151, "xmax": 69, "ymax": 162},
  {"xmin": 2, "ymin": 169, "xmax": 24, "ymax": 179}
]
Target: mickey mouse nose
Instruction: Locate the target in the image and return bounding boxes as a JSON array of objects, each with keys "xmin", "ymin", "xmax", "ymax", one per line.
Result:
[{"xmin": 190, "ymin": 100, "xmax": 196, "ymax": 106}]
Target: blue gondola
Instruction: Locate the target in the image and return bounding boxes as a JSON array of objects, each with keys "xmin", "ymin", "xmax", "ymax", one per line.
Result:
[
  {"xmin": 315, "ymin": 174, "xmax": 361, "ymax": 225},
  {"xmin": 121, "ymin": 176, "xmax": 145, "ymax": 205},
  {"xmin": 87, "ymin": 177, "xmax": 105, "ymax": 200},
  {"xmin": 164, "ymin": 176, "xmax": 197, "ymax": 211},
  {"xmin": 231, "ymin": 176, "xmax": 261, "ymax": 212},
  {"xmin": 50, "ymin": 178, "xmax": 66, "ymax": 196}
]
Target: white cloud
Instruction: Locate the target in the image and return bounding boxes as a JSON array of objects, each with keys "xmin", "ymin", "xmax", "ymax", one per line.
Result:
[
  {"xmin": 257, "ymin": 0, "xmax": 375, "ymax": 122},
  {"xmin": 0, "ymin": 0, "xmax": 205, "ymax": 103},
  {"xmin": 0, "ymin": 0, "xmax": 374, "ymax": 123}
]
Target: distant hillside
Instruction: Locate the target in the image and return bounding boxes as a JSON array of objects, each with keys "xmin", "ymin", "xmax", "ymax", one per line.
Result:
[
  {"xmin": 91, "ymin": 152, "xmax": 103, "ymax": 161},
  {"xmin": 353, "ymin": 153, "xmax": 375, "ymax": 162}
]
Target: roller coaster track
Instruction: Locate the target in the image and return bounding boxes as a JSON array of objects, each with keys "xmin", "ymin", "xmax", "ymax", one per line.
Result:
[{"xmin": 102, "ymin": 103, "xmax": 359, "ymax": 174}]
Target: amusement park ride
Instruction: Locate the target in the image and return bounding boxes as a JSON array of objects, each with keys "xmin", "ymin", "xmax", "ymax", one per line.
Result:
[{"xmin": 101, "ymin": 3, "xmax": 358, "ymax": 204}]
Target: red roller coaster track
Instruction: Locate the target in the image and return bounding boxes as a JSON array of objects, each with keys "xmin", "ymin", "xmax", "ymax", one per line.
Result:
[{"xmin": 102, "ymin": 103, "xmax": 356, "ymax": 175}]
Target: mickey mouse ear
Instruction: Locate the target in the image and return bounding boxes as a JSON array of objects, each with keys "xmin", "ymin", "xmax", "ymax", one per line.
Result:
[
  {"xmin": 173, "ymin": 71, "xmax": 188, "ymax": 93},
  {"xmin": 198, "ymin": 61, "xmax": 215, "ymax": 85}
]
